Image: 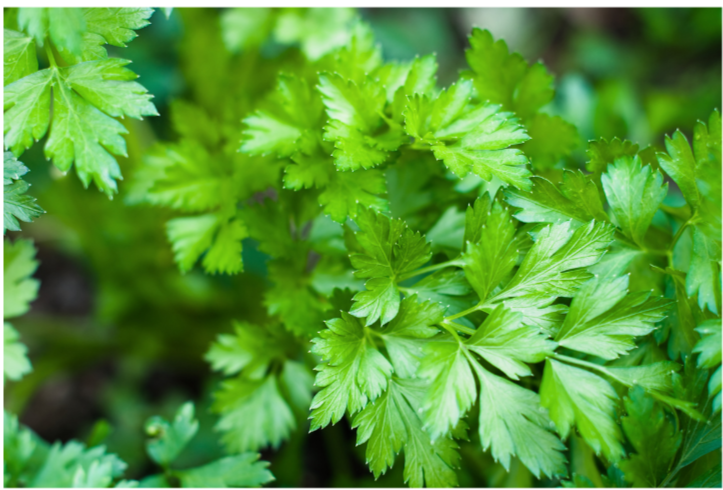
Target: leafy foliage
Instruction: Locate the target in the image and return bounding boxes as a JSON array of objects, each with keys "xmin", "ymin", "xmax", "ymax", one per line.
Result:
[
  {"xmin": 4, "ymin": 8, "xmax": 721, "ymax": 489},
  {"xmin": 141, "ymin": 402, "xmax": 274, "ymax": 487},
  {"xmin": 4, "ymin": 8, "xmax": 157, "ymax": 195},
  {"xmin": 4, "ymin": 151, "xmax": 43, "ymax": 233}
]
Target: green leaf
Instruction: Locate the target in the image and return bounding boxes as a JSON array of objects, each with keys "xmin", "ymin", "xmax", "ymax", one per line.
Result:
[
  {"xmin": 18, "ymin": 8, "xmax": 153, "ymax": 64},
  {"xmin": 4, "ymin": 323, "xmax": 32, "ymax": 381},
  {"xmin": 176, "ymin": 454, "xmax": 274, "ymax": 488},
  {"xmin": 464, "ymin": 28, "xmax": 554, "ymax": 119},
  {"xmin": 4, "ymin": 410, "xmax": 42, "ymax": 486},
  {"xmin": 212, "ymin": 374, "xmax": 298, "ymax": 452},
  {"xmin": 352, "ymin": 378, "xmax": 460, "ymax": 487},
  {"xmin": 495, "ymin": 220, "xmax": 615, "ymax": 303},
  {"xmin": 165, "ymin": 214, "xmax": 220, "ymax": 273},
  {"xmin": 263, "ymin": 258, "xmax": 327, "ymax": 337},
  {"xmin": 665, "ymin": 268, "xmax": 702, "ymax": 359},
  {"xmin": 137, "ymin": 142, "xmax": 225, "ymax": 212},
  {"xmin": 604, "ymin": 361, "xmax": 679, "ymax": 395},
  {"xmin": 4, "ymin": 238, "xmax": 39, "ymax": 319},
  {"xmin": 687, "ymin": 226, "xmax": 721, "ymax": 316},
  {"xmin": 404, "ymin": 80, "xmax": 532, "ymax": 189},
  {"xmin": 619, "ymin": 386, "xmax": 681, "ymax": 487},
  {"xmin": 657, "ymin": 111, "xmax": 722, "ymax": 314},
  {"xmin": 319, "ymin": 72, "xmax": 397, "ymax": 171},
  {"xmin": 474, "ymin": 363, "xmax": 567, "ymax": 478},
  {"xmin": 405, "ymin": 269, "xmax": 474, "ymax": 317},
  {"xmin": 375, "ymin": 296, "xmax": 444, "ymax": 378},
  {"xmin": 349, "ymin": 207, "xmax": 431, "ymax": 325},
  {"xmin": 31, "ymin": 439, "xmax": 127, "ymax": 487},
  {"xmin": 318, "ymin": 169, "xmax": 388, "ymax": 223},
  {"xmin": 418, "ymin": 337, "xmax": 476, "ymax": 440},
  {"xmin": 4, "ymin": 29, "xmax": 37, "ymax": 85},
  {"xmin": 555, "ymin": 274, "xmax": 672, "ymax": 360},
  {"xmin": 241, "ymin": 74, "xmax": 324, "ymax": 158},
  {"xmin": 466, "ymin": 305, "xmax": 556, "ymax": 380},
  {"xmin": 309, "ymin": 312, "xmax": 393, "ymax": 430},
  {"xmin": 219, "ymin": 8, "xmax": 273, "ymax": 53},
  {"xmin": 419, "ymin": 330, "xmax": 566, "ymax": 478},
  {"xmin": 201, "ymin": 218, "xmax": 247, "ymax": 275},
  {"xmin": 18, "ymin": 8, "xmax": 85, "ymax": 58},
  {"xmin": 5, "ymin": 50, "xmax": 156, "ymax": 195},
  {"xmin": 523, "ymin": 113, "xmax": 579, "ymax": 170},
  {"xmin": 694, "ymin": 319, "xmax": 722, "ymax": 370},
  {"xmin": 540, "ymin": 359, "xmax": 625, "ymax": 462},
  {"xmin": 462, "ymin": 198, "xmax": 518, "ymax": 301},
  {"xmin": 505, "ymin": 171, "xmax": 608, "ymax": 226},
  {"xmin": 273, "ymin": 8, "xmax": 356, "ymax": 61},
  {"xmin": 686, "ymin": 462, "xmax": 722, "ymax": 488},
  {"xmin": 144, "ymin": 402, "xmax": 199, "ymax": 467},
  {"xmin": 4, "ymin": 69, "xmax": 52, "ymax": 156},
  {"xmin": 658, "ymin": 129, "xmax": 700, "ymax": 209},
  {"xmin": 350, "ymin": 276, "xmax": 402, "ymax": 328},
  {"xmin": 586, "ymin": 137, "xmax": 639, "ymax": 175},
  {"xmin": 205, "ymin": 321, "xmax": 286, "ymax": 378},
  {"xmin": 694, "ymin": 319, "xmax": 722, "ymax": 410},
  {"xmin": 65, "ymin": 8, "xmax": 153, "ymax": 63},
  {"xmin": 3, "ymin": 151, "xmax": 43, "ymax": 233},
  {"xmin": 601, "ymin": 155, "xmax": 668, "ymax": 247}
]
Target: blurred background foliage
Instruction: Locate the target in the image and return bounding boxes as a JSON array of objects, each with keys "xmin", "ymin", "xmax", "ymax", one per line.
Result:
[{"xmin": 5, "ymin": 7, "xmax": 721, "ymax": 486}]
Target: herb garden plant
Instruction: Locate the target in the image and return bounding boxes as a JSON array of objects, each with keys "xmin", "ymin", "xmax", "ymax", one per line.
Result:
[{"xmin": 3, "ymin": 7, "xmax": 722, "ymax": 488}]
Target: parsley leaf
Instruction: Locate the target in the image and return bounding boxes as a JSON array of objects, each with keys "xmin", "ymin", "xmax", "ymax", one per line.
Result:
[
  {"xmin": 4, "ymin": 238, "xmax": 40, "ymax": 319},
  {"xmin": 353, "ymin": 377, "xmax": 460, "ymax": 487},
  {"xmin": 601, "ymin": 155, "xmax": 668, "ymax": 248},
  {"xmin": 145, "ymin": 402, "xmax": 199, "ymax": 467},
  {"xmin": 3, "ymin": 151, "xmax": 43, "ymax": 233},
  {"xmin": 505, "ymin": 170, "xmax": 608, "ymax": 227},
  {"xmin": 464, "ymin": 28, "xmax": 554, "ymax": 120},
  {"xmin": 555, "ymin": 274, "xmax": 672, "ymax": 359},
  {"xmin": 419, "ymin": 333, "xmax": 566, "ymax": 478},
  {"xmin": 657, "ymin": 110, "xmax": 722, "ymax": 314},
  {"xmin": 541, "ymin": 358, "xmax": 625, "ymax": 462},
  {"xmin": 175, "ymin": 454, "xmax": 274, "ymax": 488},
  {"xmin": 309, "ymin": 312, "xmax": 393, "ymax": 430},
  {"xmin": 619, "ymin": 386, "xmax": 681, "ymax": 487},
  {"xmin": 404, "ymin": 80, "xmax": 532, "ymax": 189},
  {"xmin": 693, "ymin": 319, "xmax": 722, "ymax": 412},
  {"xmin": 4, "ymin": 323, "xmax": 31, "ymax": 382},
  {"xmin": 586, "ymin": 137, "xmax": 640, "ymax": 175},
  {"xmin": 523, "ymin": 113, "xmax": 579, "ymax": 171},
  {"xmin": 349, "ymin": 207, "xmax": 431, "ymax": 325},
  {"xmin": 4, "ymin": 29, "xmax": 37, "ymax": 85},
  {"xmin": 5, "ymin": 9, "xmax": 157, "ymax": 195},
  {"xmin": 207, "ymin": 321, "xmax": 312, "ymax": 452},
  {"xmin": 213, "ymin": 374, "xmax": 298, "ymax": 453}
]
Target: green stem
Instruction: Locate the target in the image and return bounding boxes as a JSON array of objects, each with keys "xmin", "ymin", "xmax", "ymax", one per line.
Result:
[
  {"xmin": 408, "ymin": 140, "xmax": 431, "ymax": 151},
  {"xmin": 440, "ymin": 322, "xmax": 463, "ymax": 343},
  {"xmin": 669, "ymin": 213, "xmax": 696, "ymax": 252},
  {"xmin": 44, "ymin": 43, "xmax": 57, "ymax": 68},
  {"xmin": 552, "ymin": 354, "xmax": 613, "ymax": 378},
  {"xmin": 442, "ymin": 319, "xmax": 476, "ymax": 336},
  {"xmin": 442, "ymin": 301, "xmax": 495, "ymax": 322},
  {"xmin": 397, "ymin": 258, "xmax": 465, "ymax": 282}
]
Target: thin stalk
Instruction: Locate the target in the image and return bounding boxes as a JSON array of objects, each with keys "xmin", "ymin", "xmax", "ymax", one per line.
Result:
[
  {"xmin": 398, "ymin": 258, "xmax": 465, "ymax": 282},
  {"xmin": 443, "ymin": 301, "xmax": 495, "ymax": 322},
  {"xmin": 442, "ymin": 319, "xmax": 476, "ymax": 336},
  {"xmin": 440, "ymin": 322, "xmax": 463, "ymax": 343},
  {"xmin": 45, "ymin": 43, "xmax": 57, "ymax": 68},
  {"xmin": 552, "ymin": 354, "xmax": 612, "ymax": 377},
  {"xmin": 669, "ymin": 213, "xmax": 697, "ymax": 251}
]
